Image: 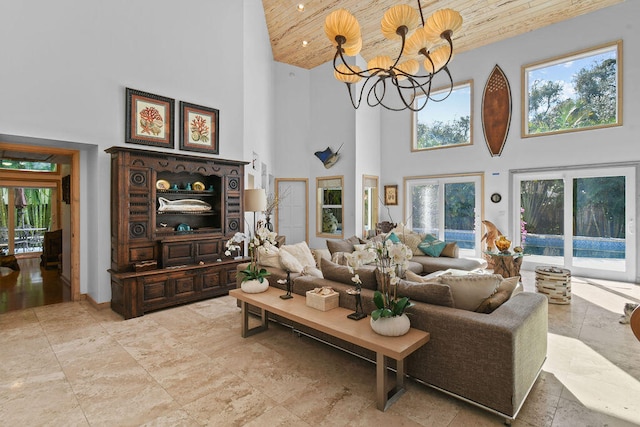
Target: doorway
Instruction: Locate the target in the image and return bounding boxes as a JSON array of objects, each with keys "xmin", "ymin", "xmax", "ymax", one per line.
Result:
[
  {"xmin": 0, "ymin": 142, "xmax": 80, "ymax": 305},
  {"xmin": 275, "ymin": 178, "xmax": 308, "ymax": 244}
]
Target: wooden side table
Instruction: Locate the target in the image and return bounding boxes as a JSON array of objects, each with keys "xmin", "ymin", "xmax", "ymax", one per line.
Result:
[{"xmin": 485, "ymin": 251, "xmax": 523, "ymax": 279}]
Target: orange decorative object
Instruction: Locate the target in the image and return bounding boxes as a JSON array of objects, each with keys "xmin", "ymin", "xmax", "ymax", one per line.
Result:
[{"xmin": 495, "ymin": 235, "xmax": 511, "ymax": 252}]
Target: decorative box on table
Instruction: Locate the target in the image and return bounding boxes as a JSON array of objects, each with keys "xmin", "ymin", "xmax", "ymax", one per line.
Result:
[{"xmin": 306, "ymin": 287, "xmax": 339, "ymax": 311}]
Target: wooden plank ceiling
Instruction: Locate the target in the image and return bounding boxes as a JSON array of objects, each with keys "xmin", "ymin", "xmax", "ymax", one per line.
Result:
[{"xmin": 262, "ymin": 0, "xmax": 624, "ymax": 70}]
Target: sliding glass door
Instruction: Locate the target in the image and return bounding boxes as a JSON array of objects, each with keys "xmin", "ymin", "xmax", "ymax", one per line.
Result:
[
  {"xmin": 405, "ymin": 174, "xmax": 482, "ymax": 256},
  {"xmin": 514, "ymin": 166, "xmax": 635, "ymax": 281}
]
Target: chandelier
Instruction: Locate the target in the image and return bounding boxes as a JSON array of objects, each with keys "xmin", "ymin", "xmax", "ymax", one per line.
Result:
[{"xmin": 324, "ymin": 1, "xmax": 462, "ymax": 112}]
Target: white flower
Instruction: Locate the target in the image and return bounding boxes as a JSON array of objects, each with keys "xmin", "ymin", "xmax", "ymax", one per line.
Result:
[{"xmin": 351, "ymin": 274, "xmax": 362, "ymax": 285}]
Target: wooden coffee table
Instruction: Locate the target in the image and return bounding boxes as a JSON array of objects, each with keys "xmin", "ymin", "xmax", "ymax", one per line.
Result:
[{"xmin": 229, "ymin": 287, "xmax": 430, "ymax": 411}]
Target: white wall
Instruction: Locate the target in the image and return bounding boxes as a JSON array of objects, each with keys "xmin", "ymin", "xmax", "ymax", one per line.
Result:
[
  {"xmin": 381, "ymin": 1, "xmax": 639, "ymax": 233},
  {"xmin": 0, "ymin": 0, "xmax": 274, "ymax": 303},
  {"xmin": 274, "ymin": 1, "xmax": 640, "ymax": 279}
]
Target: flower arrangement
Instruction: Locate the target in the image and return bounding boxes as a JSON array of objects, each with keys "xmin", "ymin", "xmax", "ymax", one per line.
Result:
[
  {"xmin": 346, "ymin": 239, "xmax": 414, "ymax": 320},
  {"xmin": 225, "ymin": 226, "xmax": 278, "ymax": 283}
]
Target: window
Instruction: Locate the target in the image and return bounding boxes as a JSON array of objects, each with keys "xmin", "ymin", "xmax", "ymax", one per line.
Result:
[
  {"xmin": 412, "ymin": 80, "xmax": 473, "ymax": 151},
  {"xmin": 405, "ymin": 174, "xmax": 482, "ymax": 255},
  {"xmin": 316, "ymin": 176, "xmax": 343, "ymax": 238},
  {"xmin": 522, "ymin": 40, "xmax": 622, "ymax": 137},
  {"xmin": 0, "ymin": 159, "xmax": 57, "ymax": 172},
  {"xmin": 362, "ymin": 175, "xmax": 378, "ymax": 239},
  {"xmin": 514, "ymin": 166, "xmax": 635, "ymax": 281}
]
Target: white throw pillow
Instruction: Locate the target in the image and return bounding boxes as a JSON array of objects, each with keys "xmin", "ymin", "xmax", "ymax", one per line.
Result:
[
  {"xmin": 302, "ymin": 265, "xmax": 324, "ymax": 278},
  {"xmin": 438, "ymin": 274, "xmax": 502, "ymax": 311},
  {"xmin": 280, "ymin": 241, "xmax": 316, "ymax": 269},
  {"xmin": 279, "ymin": 250, "xmax": 304, "ymax": 273},
  {"xmin": 258, "ymin": 246, "xmax": 282, "ymax": 269}
]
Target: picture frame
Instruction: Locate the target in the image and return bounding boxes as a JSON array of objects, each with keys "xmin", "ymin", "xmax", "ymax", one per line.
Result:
[
  {"xmin": 384, "ymin": 185, "xmax": 398, "ymax": 206},
  {"xmin": 179, "ymin": 101, "xmax": 219, "ymax": 154},
  {"xmin": 125, "ymin": 88, "xmax": 175, "ymax": 148}
]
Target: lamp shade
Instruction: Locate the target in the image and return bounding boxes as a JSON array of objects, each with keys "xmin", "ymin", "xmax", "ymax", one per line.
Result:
[
  {"xmin": 244, "ymin": 189, "xmax": 267, "ymax": 212},
  {"xmin": 380, "ymin": 4, "xmax": 420, "ymax": 40},
  {"xmin": 334, "ymin": 63, "xmax": 363, "ymax": 83},
  {"xmin": 423, "ymin": 8, "xmax": 463, "ymax": 43}
]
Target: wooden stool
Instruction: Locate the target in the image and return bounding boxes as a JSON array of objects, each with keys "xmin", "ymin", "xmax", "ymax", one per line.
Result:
[{"xmin": 631, "ymin": 306, "xmax": 640, "ymax": 342}]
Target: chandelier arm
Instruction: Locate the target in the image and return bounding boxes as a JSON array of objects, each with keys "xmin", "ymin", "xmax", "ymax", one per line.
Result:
[
  {"xmin": 334, "ymin": 48, "xmax": 369, "ymax": 78},
  {"xmin": 345, "ymin": 83, "xmax": 361, "ymax": 109},
  {"xmin": 417, "ymin": 0, "xmax": 425, "ymax": 26},
  {"xmin": 427, "ymin": 67, "xmax": 454, "ymax": 102},
  {"xmin": 367, "ymin": 78, "xmax": 387, "ymax": 108},
  {"xmin": 394, "ymin": 76, "xmax": 420, "ymax": 110}
]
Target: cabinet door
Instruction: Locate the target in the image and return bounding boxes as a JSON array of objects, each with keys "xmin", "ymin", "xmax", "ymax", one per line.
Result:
[
  {"xmin": 195, "ymin": 239, "xmax": 221, "ymax": 264},
  {"xmin": 162, "ymin": 241, "xmax": 195, "ymax": 267}
]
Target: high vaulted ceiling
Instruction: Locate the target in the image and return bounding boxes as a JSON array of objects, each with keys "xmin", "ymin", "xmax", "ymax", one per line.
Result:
[{"xmin": 262, "ymin": 0, "xmax": 624, "ymax": 70}]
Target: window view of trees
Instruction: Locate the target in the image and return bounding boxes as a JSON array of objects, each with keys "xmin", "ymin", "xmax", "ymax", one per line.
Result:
[
  {"xmin": 413, "ymin": 82, "xmax": 472, "ymax": 150},
  {"xmin": 519, "ymin": 174, "xmax": 626, "ymax": 261},
  {"xmin": 0, "ymin": 160, "xmax": 56, "ymax": 172},
  {"xmin": 525, "ymin": 42, "xmax": 620, "ymax": 135},
  {"xmin": 409, "ymin": 178, "xmax": 478, "ymax": 249}
]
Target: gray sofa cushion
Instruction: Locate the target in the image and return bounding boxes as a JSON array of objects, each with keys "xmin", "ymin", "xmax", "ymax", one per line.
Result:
[
  {"xmin": 321, "ymin": 258, "xmax": 377, "ymax": 290},
  {"xmin": 397, "ymin": 279, "xmax": 454, "ymax": 307},
  {"xmin": 412, "ymin": 255, "xmax": 487, "ymax": 274},
  {"xmin": 326, "ymin": 235, "xmax": 361, "ymax": 255}
]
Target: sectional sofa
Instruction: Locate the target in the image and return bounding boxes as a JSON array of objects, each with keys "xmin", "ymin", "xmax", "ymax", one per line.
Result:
[{"xmin": 235, "ymin": 253, "xmax": 548, "ymax": 423}]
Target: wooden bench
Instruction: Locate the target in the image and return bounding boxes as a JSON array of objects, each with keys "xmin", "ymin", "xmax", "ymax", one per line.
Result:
[{"xmin": 229, "ymin": 287, "xmax": 430, "ymax": 411}]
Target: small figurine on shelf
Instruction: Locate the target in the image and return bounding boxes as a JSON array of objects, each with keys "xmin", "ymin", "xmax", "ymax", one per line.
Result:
[
  {"xmin": 495, "ymin": 235, "xmax": 512, "ymax": 253},
  {"xmin": 346, "ymin": 283, "xmax": 366, "ymax": 320},
  {"xmin": 277, "ymin": 271, "xmax": 293, "ymax": 300},
  {"xmin": 185, "ymin": 182, "xmax": 192, "ymax": 191}
]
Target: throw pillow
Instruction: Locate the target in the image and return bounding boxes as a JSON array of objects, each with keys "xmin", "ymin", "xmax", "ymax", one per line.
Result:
[
  {"xmin": 280, "ymin": 241, "xmax": 316, "ymax": 269},
  {"xmin": 405, "ymin": 270, "xmax": 429, "ymax": 283},
  {"xmin": 326, "ymin": 235, "xmax": 361, "ymax": 255},
  {"xmin": 321, "ymin": 258, "xmax": 377, "ymax": 290},
  {"xmin": 475, "ymin": 276, "xmax": 520, "ymax": 314},
  {"xmin": 396, "ymin": 279, "xmax": 454, "ymax": 307},
  {"xmin": 331, "ymin": 251, "xmax": 349, "ymax": 266},
  {"xmin": 437, "ymin": 274, "xmax": 502, "ymax": 311},
  {"xmin": 279, "ymin": 250, "xmax": 304, "ymax": 273},
  {"xmin": 418, "ymin": 234, "xmax": 447, "ymax": 257},
  {"xmin": 387, "ymin": 232, "xmax": 401, "ymax": 243},
  {"xmin": 258, "ymin": 246, "xmax": 282, "ymax": 269},
  {"xmin": 302, "ymin": 265, "xmax": 324, "ymax": 278},
  {"xmin": 440, "ymin": 242, "xmax": 459, "ymax": 258}
]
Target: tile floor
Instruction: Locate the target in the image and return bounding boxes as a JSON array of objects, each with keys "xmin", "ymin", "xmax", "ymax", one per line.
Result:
[{"xmin": 1, "ymin": 270, "xmax": 640, "ymax": 426}]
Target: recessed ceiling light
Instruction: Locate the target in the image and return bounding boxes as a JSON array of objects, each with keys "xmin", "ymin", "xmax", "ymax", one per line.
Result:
[
  {"xmin": 302, "ymin": 40, "xmax": 309, "ymax": 47},
  {"xmin": 297, "ymin": 3, "xmax": 305, "ymax": 12}
]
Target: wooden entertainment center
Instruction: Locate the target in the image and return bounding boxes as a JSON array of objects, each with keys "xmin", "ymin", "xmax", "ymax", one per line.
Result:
[{"xmin": 106, "ymin": 146, "xmax": 248, "ymax": 319}]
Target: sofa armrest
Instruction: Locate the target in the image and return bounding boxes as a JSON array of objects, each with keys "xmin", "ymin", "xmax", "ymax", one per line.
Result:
[{"xmin": 404, "ymin": 292, "xmax": 548, "ymax": 417}]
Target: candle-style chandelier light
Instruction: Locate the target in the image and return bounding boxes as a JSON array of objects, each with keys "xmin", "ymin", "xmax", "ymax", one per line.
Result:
[{"xmin": 324, "ymin": 1, "xmax": 463, "ymax": 112}]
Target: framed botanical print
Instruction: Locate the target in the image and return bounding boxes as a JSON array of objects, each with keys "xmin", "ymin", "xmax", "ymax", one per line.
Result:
[
  {"xmin": 384, "ymin": 185, "xmax": 398, "ymax": 206},
  {"xmin": 125, "ymin": 88, "xmax": 175, "ymax": 148},
  {"xmin": 179, "ymin": 101, "xmax": 220, "ymax": 154}
]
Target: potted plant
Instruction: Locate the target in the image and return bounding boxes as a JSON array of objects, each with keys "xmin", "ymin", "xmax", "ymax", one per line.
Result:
[
  {"xmin": 225, "ymin": 226, "xmax": 278, "ymax": 293},
  {"xmin": 347, "ymin": 238, "xmax": 414, "ymax": 336}
]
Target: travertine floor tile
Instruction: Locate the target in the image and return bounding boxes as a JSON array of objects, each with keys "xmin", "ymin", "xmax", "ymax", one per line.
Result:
[{"xmin": 1, "ymin": 271, "xmax": 639, "ymax": 426}]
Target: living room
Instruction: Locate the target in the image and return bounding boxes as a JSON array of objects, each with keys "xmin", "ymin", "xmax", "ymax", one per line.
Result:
[{"xmin": 1, "ymin": 0, "xmax": 639, "ymax": 425}]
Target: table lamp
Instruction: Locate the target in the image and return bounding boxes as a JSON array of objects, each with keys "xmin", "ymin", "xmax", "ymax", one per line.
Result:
[{"xmin": 244, "ymin": 189, "xmax": 267, "ymax": 235}]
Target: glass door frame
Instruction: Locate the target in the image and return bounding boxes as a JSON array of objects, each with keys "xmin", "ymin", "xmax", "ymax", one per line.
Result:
[
  {"xmin": 404, "ymin": 173, "xmax": 484, "ymax": 257},
  {"xmin": 512, "ymin": 166, "xmax": 636, "ymax": 282},
  {"xmin": 1, "ymin": 180, "xmax": 59, "ymax": 256}
]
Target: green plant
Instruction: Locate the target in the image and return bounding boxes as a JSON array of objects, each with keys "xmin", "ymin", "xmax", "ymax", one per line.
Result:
[
  {"xmin": 346, "ymin": 238, "xmax": 414, "ymax": 320},
  {"xmin": 224, "ymin": 226, "xmax": 277, "ymax": 283}
]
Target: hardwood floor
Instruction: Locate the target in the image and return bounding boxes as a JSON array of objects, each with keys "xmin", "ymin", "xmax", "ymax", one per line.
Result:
[{"xmin": 0, "ymin": 256, "xmax": 69, "ymax": 314}]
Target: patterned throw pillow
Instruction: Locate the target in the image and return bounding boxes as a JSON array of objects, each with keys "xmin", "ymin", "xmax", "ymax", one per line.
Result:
[{"xmin": 418, "ymin": 234, "xmax": 447, "ymax": 257}]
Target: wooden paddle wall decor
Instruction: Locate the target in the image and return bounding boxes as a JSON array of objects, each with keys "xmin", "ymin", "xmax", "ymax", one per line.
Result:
[{"xmin": 482, "ymin": 65, "xmax": 512, "ymax": 157}]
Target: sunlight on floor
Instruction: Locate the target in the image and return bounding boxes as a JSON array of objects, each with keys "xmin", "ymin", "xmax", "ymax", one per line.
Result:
[
  {"xmin": 572, "ymin": 277, "xmax": 639, "ymax": 314},
  {"xmin": 545, "ymin": 332, "xmax": 640, "ymax": 424}
]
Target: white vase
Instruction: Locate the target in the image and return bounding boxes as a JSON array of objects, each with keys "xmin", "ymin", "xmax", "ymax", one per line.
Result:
[
  {"xmin": 241, "ymin": 278, "xmax": 269, "ymax": 293},
  {"xmin": 370, "ymin": 313, "xmax": 411, "ymax": 337}
]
